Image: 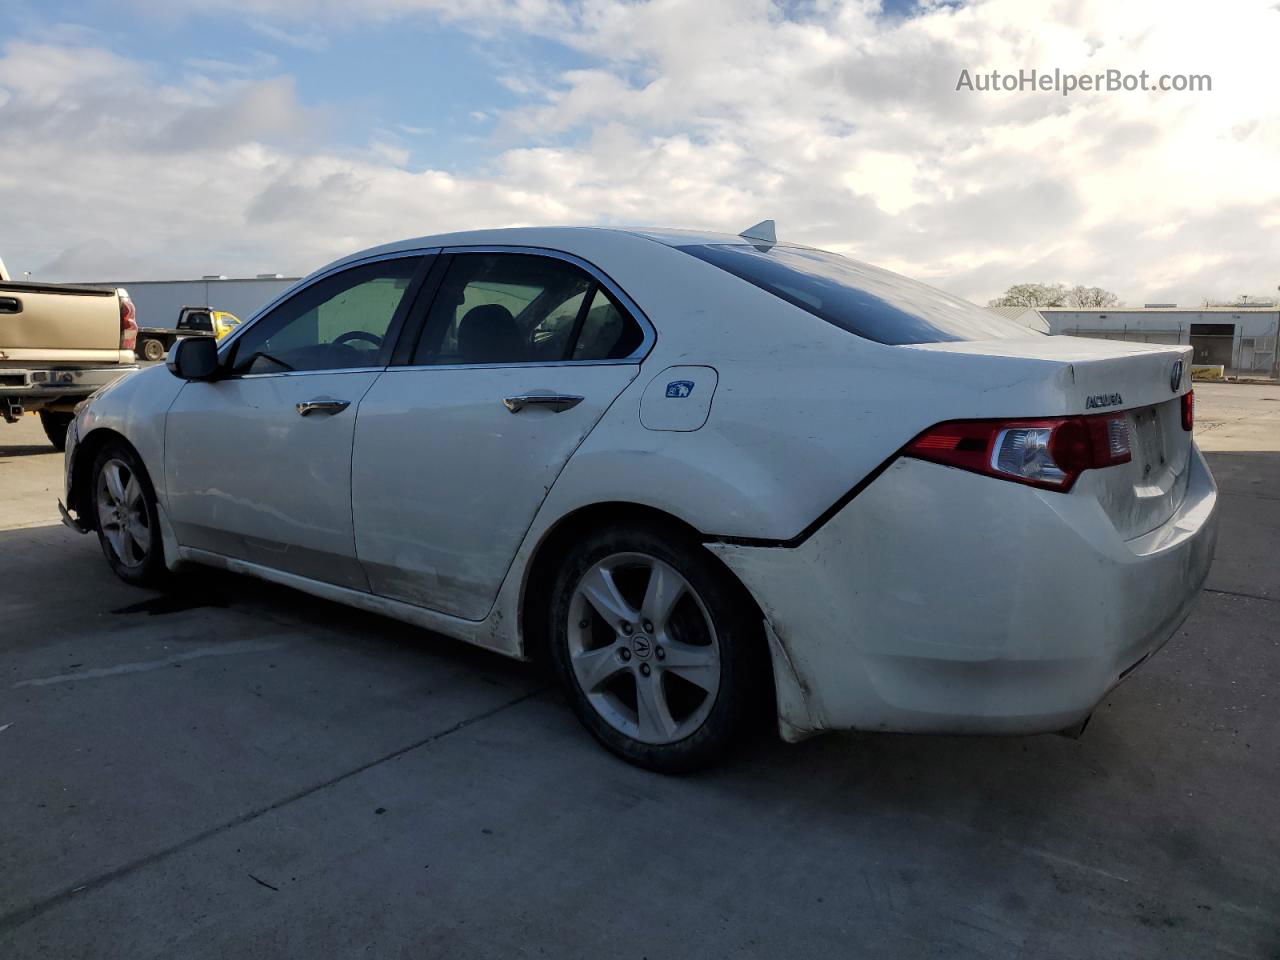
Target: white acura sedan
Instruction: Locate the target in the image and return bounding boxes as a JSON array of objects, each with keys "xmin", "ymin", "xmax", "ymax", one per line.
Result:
[{"xmin": 61, "ymin": 223, "xmax": 1217, "ymax": 772}]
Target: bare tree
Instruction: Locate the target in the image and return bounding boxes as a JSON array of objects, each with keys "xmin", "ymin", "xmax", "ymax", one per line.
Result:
[
  {"xmin": 988, "ymin": 283, "xmax": 1068, "ymax": 308},
  {"xmin": 1065, "ymin": 285, "xmax": 1120, "ymax": 308},
  {"xmin": 990, "ymin": 282, "xmax": 1121, "ymax": 308}
]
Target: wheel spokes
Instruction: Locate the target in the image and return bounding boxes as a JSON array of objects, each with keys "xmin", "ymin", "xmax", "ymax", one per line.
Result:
[
  {"xmin": 636, "ymin": 673, "xmax": 678, "ymax": 742},
  {"xmin": 572, "ymin": 643, "xmax": 627, "ymax": 693},
  {"xmin": 102, "ymin": 461, "xmax": 127, "ymax": 506},
  {"xmin": 659, "ymin": 640, "xmax": 719, "ymax": 694},
  {"xmin": 124, "ymin": 475, "xmax": 142, "ymax": 512},
  {"xmin": 119, "ymin": 524, "xmax": 137, "ymax": 561},
  {"xmin": 641, "ymin": 559, "xmax": 684, "ymax": 632},
  {"xmin": 577, "ymin": 563, "xmax": 636, "ymax": 625},
  {"xmin": 105, "ymin": 521, "xmax": 136, "ymax": 564},
  {"xmin": 103, "ymin": 523, "xmax": 126, "ymax": 559},
  {"xmin": 126, "ymin": 515, "xmax": 149, "ymax": 547}
]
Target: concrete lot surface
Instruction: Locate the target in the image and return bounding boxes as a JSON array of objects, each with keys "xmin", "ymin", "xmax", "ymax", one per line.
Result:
[{"xmin": 2, "ymin": 384, "xmax": 1278, "ymax": 958}]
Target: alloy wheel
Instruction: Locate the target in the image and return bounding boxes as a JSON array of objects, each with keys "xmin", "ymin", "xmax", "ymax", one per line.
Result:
[
  {"xmin": 567, "ymin": 551, "xmax": 721, "ymax": 745},
  {"xmin": 96, "ymin": 458, "xmax": 150, "ymax": 568}
]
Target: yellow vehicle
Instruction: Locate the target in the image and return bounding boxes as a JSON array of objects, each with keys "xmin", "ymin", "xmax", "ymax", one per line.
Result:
[
  {"xmin": 209, "ymin": 310, "xmax": 243, "ymax": 339},
  {"xmin": 135, "ymin": 307, "xmax": 242, "ymax": 363}
]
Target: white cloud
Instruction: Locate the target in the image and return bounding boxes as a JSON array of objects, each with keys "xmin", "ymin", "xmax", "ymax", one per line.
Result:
[
  {"xmin": 247, "ymin": 19, "xmax": 331, "ymax": 52},
  {"xmin": 4, "ymin": 0, "xmax": 1280, "ymax": 307}
]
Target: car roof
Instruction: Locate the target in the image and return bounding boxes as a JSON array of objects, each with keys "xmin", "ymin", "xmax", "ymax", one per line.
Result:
[
  {"xmin": 616, "ymin": 226, "xmax": 757, "ymax": 247},
  {"xmin": 317, "ymin": 225, "xmax": 771, "ymax": 276}
]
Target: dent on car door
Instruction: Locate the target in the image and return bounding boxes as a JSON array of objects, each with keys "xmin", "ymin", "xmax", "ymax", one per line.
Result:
[
  {"xmin": 165, "ymin": 255, "xmax": 430, "ymax": 588},
  {"xmin": 351, "ymin": 250, "xmax": 649, "ymax": 620}
]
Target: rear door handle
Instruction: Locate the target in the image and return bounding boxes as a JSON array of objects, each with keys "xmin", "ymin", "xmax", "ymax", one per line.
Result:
[
  {"xmin": 296, "ymin": 398, "xmax": 351, "ymax": 417},
  {"xmin": 0, "ymin": 297, "xmax": 22, "ymax": 314},
  {"xmin": 503, "ymin": 394, "xmax": 584, "ymax": 414}
]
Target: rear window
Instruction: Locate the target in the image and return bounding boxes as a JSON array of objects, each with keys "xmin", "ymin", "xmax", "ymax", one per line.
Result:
[{"xmin": 679, "ymin": 243, "xmax": 1041, "ymax": 345}]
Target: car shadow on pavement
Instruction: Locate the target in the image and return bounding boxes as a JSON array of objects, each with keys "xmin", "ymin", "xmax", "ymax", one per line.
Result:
[
  {"xmin": 1, "ymin": 521, "xmax": 534, "ymax": 686},
  {"xmin": 140, "ymin": 561, "xmax": 537, "ymax": 682}
]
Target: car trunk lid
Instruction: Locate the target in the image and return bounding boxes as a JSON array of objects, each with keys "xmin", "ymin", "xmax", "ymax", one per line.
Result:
[{"xmin": 908, "ymin": 337, "xmax": 1193, "ymax": 540}]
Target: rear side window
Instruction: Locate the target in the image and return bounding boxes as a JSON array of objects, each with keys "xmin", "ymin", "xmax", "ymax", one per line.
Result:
[
  {"xmin": 679, "ymin": 243, "xmax": 1040, "ymax": 345},
  {"xmin": 413, "ymin": 252, "xmax": 645, "ymax": 365},
  {"xmin": 572, "ymin": 287, "xmax": 644, "ymax": 361}
]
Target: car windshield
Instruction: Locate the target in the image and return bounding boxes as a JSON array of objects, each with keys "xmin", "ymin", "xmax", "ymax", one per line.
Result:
[{"xmin": 679, "ymin": 243, "xmax": 1041, "ymax": 345}]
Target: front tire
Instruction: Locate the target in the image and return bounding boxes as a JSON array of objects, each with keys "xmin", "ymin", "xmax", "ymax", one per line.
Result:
[
  {"xmin": 39, "ymin": 410, "xmax": 74, "ymax": 451},
  {"xmin": 548, "ymin": 524, "xmax": 766, "ymax": 773},
  {"xmin": 90, "ymin": 441, "xmax": 168, "ymax": 587}
]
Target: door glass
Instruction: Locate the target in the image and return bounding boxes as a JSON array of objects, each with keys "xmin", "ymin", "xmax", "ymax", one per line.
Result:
[
  {"xmin": 532, "ymin": 289, "xmax": 588, "ymax": 359},
  {"xmin": 230, "ymin": 257, "xmax": 421, "ymax": 374},
  {"xmin": 571, "ymin": 287, "xmax": 644, "ymax": 360},
  {"xmin": 413, "ymin": 253, "xmax": 596, "ymax": 365}
]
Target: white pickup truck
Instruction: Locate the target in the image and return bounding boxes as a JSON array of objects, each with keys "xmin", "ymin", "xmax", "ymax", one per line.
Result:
[{"xmin": 0, "ymin": 256, "xmax": 140, "ymax": 449}]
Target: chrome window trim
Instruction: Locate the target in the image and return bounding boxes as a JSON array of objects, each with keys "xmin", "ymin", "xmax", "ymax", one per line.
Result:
[
  {"xmin": 397, "ymin": 244, "xmax": 655, "ymax": 369},
  {"xmin": 215, "ymin": 243, "xmax": 655, "ymax": 375},
  {"xmin": 226, "ymin": 366, "xmax": 390, "ymax": 381},
  {"xmin": 383, "ymin": 359, "xmax": 642, "ymax": 373},
  {"xmin": 215, "ymin": 248, "xmax": 442, "ymax": 362}
]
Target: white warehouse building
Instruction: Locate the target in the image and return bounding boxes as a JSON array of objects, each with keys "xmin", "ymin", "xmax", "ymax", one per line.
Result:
[
  {"xmin": 79, "ymin": 275, "xmax": 301, "ymax": 331},
  {"xmin": 1041, "ymin": 306, "xmax": 1279, "ymax": 378}
]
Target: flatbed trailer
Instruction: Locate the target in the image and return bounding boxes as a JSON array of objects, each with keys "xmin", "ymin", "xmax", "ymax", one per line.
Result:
[{"xmin": 135, "ymin": 306, "xmax": 241, "ymax": 361}]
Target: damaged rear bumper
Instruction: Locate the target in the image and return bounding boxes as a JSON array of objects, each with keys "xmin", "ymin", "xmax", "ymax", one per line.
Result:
[{"xmin": 709, "ymin": 446, "xmax": 1218, "ymax": 741}]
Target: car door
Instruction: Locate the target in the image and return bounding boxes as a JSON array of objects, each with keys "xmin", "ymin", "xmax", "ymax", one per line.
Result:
[
  {"xmin": 165, "ymin": 254, "xmax": 431, "ymax": 590},
  {"xmin": 351, "ymin": 249, "xmax": 651, "ymax": 620}
]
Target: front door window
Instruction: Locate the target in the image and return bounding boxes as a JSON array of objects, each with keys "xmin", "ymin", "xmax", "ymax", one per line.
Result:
[{"xmin": 229, "ymin": 257, "xmax": 422, "ymax": 374}]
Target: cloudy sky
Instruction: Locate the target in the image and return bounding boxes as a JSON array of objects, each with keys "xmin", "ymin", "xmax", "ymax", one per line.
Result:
[{"xmin": 2, "ymin": 0, "xmax": 1277, "ymax": 304}]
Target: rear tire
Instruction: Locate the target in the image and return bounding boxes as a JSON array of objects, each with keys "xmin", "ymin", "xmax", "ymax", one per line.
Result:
[
  {"xmin": 140, "ymin": 338, "xmax": 165, "ymax": 362},
  {"xmin": 90, "ymin": 441, "xmax": 169, "ymax": 588},
  {"xmin": 39, "ymin": 410, "xmax": 74, "ymax": 451},
  {"xmin": 548, "ymin": 523, "xmax": 766, "ymax": 773}
]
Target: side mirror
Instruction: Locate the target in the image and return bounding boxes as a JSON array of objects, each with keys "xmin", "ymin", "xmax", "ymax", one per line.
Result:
[{"xmin": 166, "ymin": 336, "xmax": 220, "ymax": 381}]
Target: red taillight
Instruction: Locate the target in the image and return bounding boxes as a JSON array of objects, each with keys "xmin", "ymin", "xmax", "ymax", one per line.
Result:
[
  {"xmin": 119, "ymin": 292, "xmax": 138, "ymax": 351},
  {"xmin": 905, "ymin": 412, "xmax": 1132, "ymax": 492},
  {"xmin": 1181, "ymin": 389, "xmax": 1194, "ymax": 431}
]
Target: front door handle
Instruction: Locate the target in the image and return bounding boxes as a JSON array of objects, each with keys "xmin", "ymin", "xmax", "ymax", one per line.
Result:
[
  {"xmin": 0, "ymin": 297, "xmax": 22, "ymax": 314},
  {"xmin": 503, "ymin": 393, "xmax": 584, "ymax": 414},
  {"xmin": 296, "ymin": 398, "xmax": 351, "ymax": 417}
]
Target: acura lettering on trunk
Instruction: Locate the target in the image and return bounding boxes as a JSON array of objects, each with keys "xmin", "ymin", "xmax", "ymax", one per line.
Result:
[{"xmin": 1086, "ymin": 392, "xmax": 1124, "ymax": 408}]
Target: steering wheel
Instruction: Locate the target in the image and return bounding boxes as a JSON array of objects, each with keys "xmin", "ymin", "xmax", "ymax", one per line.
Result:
[{"xmin": 332, "ymin": 330, "xmax": 383, "ymax": 350}]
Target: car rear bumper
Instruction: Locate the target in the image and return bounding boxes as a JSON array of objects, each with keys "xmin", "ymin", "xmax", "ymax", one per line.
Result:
[
  {"xmin": 0, "ymin": 364, "xmax": 138, "ymax": 400},
  {"xmin": 709, "ymin": 445, "xmax": 1218, "ymax": 741}
]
